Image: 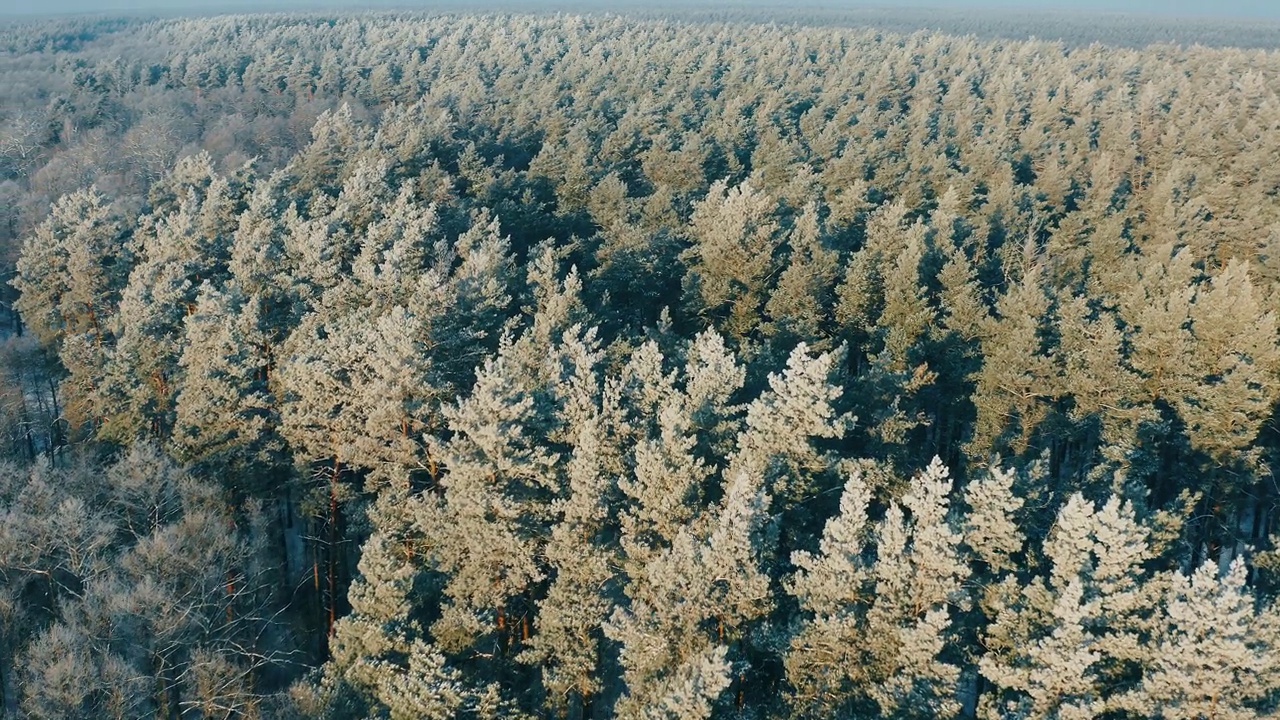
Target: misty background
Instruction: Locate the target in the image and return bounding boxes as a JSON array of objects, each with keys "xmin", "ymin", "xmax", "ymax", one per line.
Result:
[{"xmin": 3, "ymin": 0, "xmax": 1280, "ymax": 19}]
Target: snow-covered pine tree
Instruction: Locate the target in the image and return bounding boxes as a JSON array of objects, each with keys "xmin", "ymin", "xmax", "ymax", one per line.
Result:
[
  {"xmin": 277, "ymin": 209, "xmax": 514, "ymax": 478},
  {"xmin": 12, "ymin": 188, "xmax": 130, "ymax": 431},
  {"xmin": 762, "ymin": 202, "xmax": 839, "ymax": 351},
  {"xmin": 313, "ymin": 487, "xmax": 527, "ymax": 720},
  {"xmin": 517, "ymin": 329, "xmax": 621, "ymax": 717},
  {"xmin": 416, "ymin": 248, "xmax": 586, "ymax": 700},
  {"xmin": 1118, "ymin": 559, "xmax": 1280, "ymax": 719},
  {"xmin": 171, "ymin": 282, "xmax": 283, "ymax": 493},
  {"xmin": 97, "ymin": 161, "xmax": 245, "ymax": 442},
  {"xmin": 978, "ymin": 494, "xmax": 1157, "ymax": 718},
  {"xmin": 787, "ymin": 458, "xmax": 969, "ymax": 719},
  {"xmin": 967, "ymin": 267, "xmax": 1060, "ymax": 460},
  {"xmin": 681, "ymin": 179, "xmax": 783, "ymax": 343},
  {"xmin": 607, "ymin": 467, "xmax": 771, "ymax": 720}
]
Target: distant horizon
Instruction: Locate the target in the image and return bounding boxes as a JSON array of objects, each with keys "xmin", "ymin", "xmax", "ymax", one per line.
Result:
[{"xmin": 3, "ymin": 0, "xmax": 1280, "ymax": 21}]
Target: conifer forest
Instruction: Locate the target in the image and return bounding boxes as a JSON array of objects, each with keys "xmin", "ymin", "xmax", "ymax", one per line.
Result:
[{"xmin": 6, "ymin": 5, "xmax": 1280, "ymax": 719}]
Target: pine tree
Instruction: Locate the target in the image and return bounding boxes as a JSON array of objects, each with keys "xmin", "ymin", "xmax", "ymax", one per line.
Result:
[
  {"xmin": 607, "ymin": 469, "xmax": 771, "ymax": 720},
  {"xmin": 517, "ymin": 330, "xmax": 620, "ymax": 716},
  {"xmin": 617, "ymin": 340, "xmax": 718, "ymax": 558},
  {"xmin": 283, "ymin": 157, "xmax": 395, "ymax": 298},
  {"xmin": 963, "ymin": 464, "xmax": 1026, "ymax": 575},
  {"xmin": 967, "ymin": 267, "xmax": 1060, "ymax": 460},
  {"xmin": 292, "ymin": 103, "xmax": 372, "ymax": 197},
  {"xmin": 423, "ymin": 214, "xmax": 517, "ymax": 400},
  {"xmin": 787, "ymin": 458, "xmax": 969, "ymax": 719},
  {"xmin": 729, "ymin": 342, "xmax": 851, "ymax": 507},
  {"xmin": 349, "ymin": 182, "xmax": 440, "ymax": 306},
  {"xmin": 979, "ymin": 494, "xmax": 1156, "ymax": 719},
  {"xmin": 853, "ymin": 217, "xmax": 942, "ymax": 465},
  {"xmin": 13, "ymin": 188, "xmax": 126, "ymax": 347},
  {"xmin": 682, "ymin": 329, "xmax": 749, "ymax": 462},
  {"xmin": 1118, "ymin": 559, "xmax": 1280, "ymax": 719},
  {"xmin": 98, "ymin": 166, "xmax": 245, "ymax": 442},
  {"xmin": 785, "ymin": 467, "xmax": 873, "ymax": 717},
  {"xmin": 1177, "ymin": 259, "xmax": 1280, "ymax": 467},
  {"xmin": 318, "ymin": 489, "xmax": 523, "ymax": 720},
  {"xmin": 1115, "ymin": 247, "xmax": 1280, "ymax": 547},
  {"xmin": 422, "ymin": 336, "xmax": 559, "ymax": 656},
  {"xmin": 278, "ymin": 211, "xmax": 514, "ymax": 476},
  {"xmin": 835, "ymin": 200, "xmax": 917, "ymax": 345},
  {"xmin": 171, "ymin": 283, "xmax": 283, "ymax": 492},
  {"xmin": 609, "ymin": 336, "xmax": 822, "ymax": 720},
  {"xmin": 762, "ymin": 202, "xmax": 839, "ymax": 350},
  {"xmin": 227, "ymin": 170, "xmax": 294, "ymax": 318},
  {"xmin": 1117, "ymin": 245, "xmax": 1199, "ymax": 414},
  {"xmin": 12, "ymin": 188, "xmax": 129, "ymax": 429},
  {"xmin": 1054, "ymin": 295, "xmax": 1154, "ymax": 485},
  {"xmin": 681, "ymin": 179, "xmax": 782, "ymax": 342}
]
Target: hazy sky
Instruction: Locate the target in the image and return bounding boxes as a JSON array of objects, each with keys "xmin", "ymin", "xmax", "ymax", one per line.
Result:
[{"xmin": 3, "ymin": 0, "xmax": 1278, "ymax": 19}]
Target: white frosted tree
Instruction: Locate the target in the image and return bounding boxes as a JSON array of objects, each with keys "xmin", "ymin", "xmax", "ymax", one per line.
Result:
[
  {"xmin": 786, "ymin": 458, "xmax": 970, "ymax": 719},
  {"xmin": 609, "ymin": 340, "xmax": 849, "ymax": 719},
  {"xmin": 349, "ymin": 182, "xmax": 440, "ymax": 306},
  {"xmin": 12, "ymin": 188, "xmax": 129, "ymax": 430},
  {"xmin": 422, "ymin": 336, "xmax": 559, "ymax": 656},
  {"xmin": 282, "ymin": 157, "xmax": 393, "ymax": 297},
  {"xmin": 316, "ymin": 489, "xmax": 525, "ymax": 720},
  {"xmin": 617, "ymin": 340, "xmax": 717, "ymax": 561},
  {"xmin": 279, "ymin": 216, "xmax": 522, "ymax": 702},
  {"xmin": 1177, "ymin": 259, "xmax": 1280, "ymax": 466},
  {"xmin": 762, "ymin": 202, "xmax": 840, "ymax": 349},
  {"xmin": 515, "ymin": 328, "xmax": 621, "ymax": 716},
  {"xmin": 607, "ymin": 469, "xmax": 771, "ymax": 720},
  {"xmin": 633, "ymin": 645, "xmax": 732, "ymax": 720},
  {"xmin": 846, "ymin": 217, "xmax": 943, "ymax": 465},
  {"xmin": 227, "ymin": 170, "xmax": 296, "ymax": 326},
  {"xmin": 681, "ymin": 179, "xmax": 782, "ymax": 341},
  {"xmin": 1117, "ymin": 559, "xmax": 1280, "ymax": 719},
  {"xmin": 13, "ymin": 188, "xmax": 126, "ymax": 347},
  {"xmin": 967, "ymin": 267, "xmax": 1060, "ymax": 459},
  {"xmin": 171, "ymin": 283, "xmax": 283, "ymax": 491},
  {"xmin": 277, "ymin": 211, "xmax": 514, "ymax": 476},
  {"xmin": 978, "ymin": 494, "xmax": 1157, "ymax": 719},
  {"xmin": 6, "ymin": 445, "xmax": 285, "ymax": 720},
  {"xmin": 729, "ymin": 342, "xmax": 852, "ymax": 507},
  {"xmin": 1114, "ymin": 247, "xmax": 1280, "ymax": 497},
  {"xmin": 682, "ymin": 330, "xmax": 748, "ymax": 449},
  {"xmin": 98, "ymin": 166, "xmax": 245, "ymax": 442},
  {"xmin": 963, "ymin": 464, "xmax": 1027, "ymax": 575},
  {"xmin": 291, "ymin": 103, "xmax": 373, "ymax": 197},
  {"xmin": 423, "ymin": 215, "xmax": 518, "ymax": 398},
  {"xmin": 507, "ymin": 241, "xmax": 590, "ymax": 381},
  {"xmin": 784, "ymin": 469, "xmax": 873, "ymax": 717}
]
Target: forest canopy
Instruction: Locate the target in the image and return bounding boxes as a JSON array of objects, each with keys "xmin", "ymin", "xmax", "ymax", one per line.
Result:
[{"xmin": 3, "ymin": 7, "xmax": 1280, "ymax": 719}]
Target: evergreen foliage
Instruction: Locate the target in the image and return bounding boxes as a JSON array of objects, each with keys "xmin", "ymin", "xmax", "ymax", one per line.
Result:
[{"xmin": 3, "ymin": 7, "xmax": 1280, "ymax": 719}]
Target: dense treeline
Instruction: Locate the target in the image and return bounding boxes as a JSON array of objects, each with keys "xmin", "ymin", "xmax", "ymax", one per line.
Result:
[
  {"xmin": 4, "ymin": 8, "xmax": 1280, "ymax": 719},
  {"xmin": 10, "ymin": 4, "xmax": 1280, "ymax": 52}
]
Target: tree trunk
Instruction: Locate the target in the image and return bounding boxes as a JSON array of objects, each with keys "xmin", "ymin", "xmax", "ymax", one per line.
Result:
[
  {"xmin": 327, "ymin": 459, "xmax": 340, "ymax": 641},
  {"xmin": 312, "ymin": 515, "xmax": 323, "ymax": 658},
  {"xmin": 279, "ymin": 492, "xmax": 306, "ymax": 587},
  {"xmin": 154, "ymin": 654, "xmax": 180, "ymax": 720},
  {"xmin": 497, "ymin": 607, "xmax": 507, "ymax": 653},
  {"xmin": 46, "ymin": 376, "xmax": 61, "ymax": 462},
  {"xmin": 0, "ymin": 621, "xmax": 13, "ymax": 719},
  {"xmin": 18, "ymin": 390, "xmax": 34, "ymax": 463}
]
